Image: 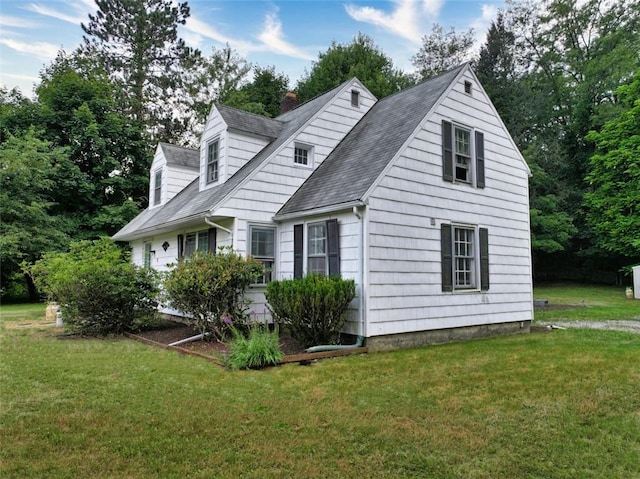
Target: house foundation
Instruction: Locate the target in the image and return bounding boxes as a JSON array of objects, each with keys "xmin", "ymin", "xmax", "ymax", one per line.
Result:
[{"xmin": 365, "ymin": 320, "xmax": 531, "ymax": 353}]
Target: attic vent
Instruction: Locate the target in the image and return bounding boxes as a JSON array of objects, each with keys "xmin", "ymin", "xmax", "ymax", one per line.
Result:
[
  {"xmin": 464, "ymin": 81, "xmax": 473, "ymax": 95},
  {"xmin": 351, "ymin": 89, "xmax": 360, "ymax": 107}
]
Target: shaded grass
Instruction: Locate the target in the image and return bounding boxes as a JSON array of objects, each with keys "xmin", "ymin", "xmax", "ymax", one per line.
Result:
[
  {"xmin": 0, "ymin": 302, "xmax": 46, "ymax": 324},
  {"xmin": 2, "ymin": 314, "xmax": 640, "ymax": 478},
  {"xmin": 534, "ymin": 283, "xmax": 640, "ymax": 322}
]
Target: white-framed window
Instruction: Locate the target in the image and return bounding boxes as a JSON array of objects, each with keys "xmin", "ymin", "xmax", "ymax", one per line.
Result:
[
  {"xmin": 307, "ymin": 222, "xmax": 327, "ymax": 275},
  {"xmin": 351, "ymin": 89, "xmax": 360, "ymax": 107},
  {"xmin": 184, "ymin": 230, "xmax": 210, "ymax": 256},
  {"xmin": 442, "ymin": 121, "xmax": 485, "ymax": 188},
  {"xmin": 144, "ymin": 242, "xmax": 152, "ymax": 268},
  {"xmin": 250, "ymin": 225, "xmax": 276, "ymax": 284},
  {"xmin": 454, "ymin": 126, "xmax": 472, "ymax": 183},
  {"xmin": 441, "ymin": 223, "xmax": 489, "ymax": 292},
  {"xmin": 153, "ymin": 169, "xmax": 162, "ymax": 206},
  {"xmin": 454, "ymin": 226, "xmax": 475, "ymax": 288},
  {"xmin": 207, "ymin": 140, "xmax": 219, "ymax": 183},
  {"xmin": 294, "ymin": 144, "xmax": 312, "ymax": 167}
]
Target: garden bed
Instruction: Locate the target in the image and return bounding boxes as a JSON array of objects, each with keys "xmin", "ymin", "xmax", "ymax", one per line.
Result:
[{"xmin": 126, "ymin": 319, "xmax": 367, "ymax": 366}]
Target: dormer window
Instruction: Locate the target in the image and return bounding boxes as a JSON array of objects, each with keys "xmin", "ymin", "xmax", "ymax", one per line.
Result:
[
  {"xmin": 294, "ymin": 144, "xmax": 312, "ymax": 167},
  {"xmin": 207, "ymin": 140, "xmax": 219, "ymax": 183},
  {"xmin": 351, "ymin": 89, "xmax": 360, "ymax": 107},
  {"xmin": 153, "ymin": 169, "xmax": 162, "ymax": 206}
]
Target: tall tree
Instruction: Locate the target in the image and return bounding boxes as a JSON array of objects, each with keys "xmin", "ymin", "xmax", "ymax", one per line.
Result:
[
  {"xmin": 224, "ymin": 65, "xmax": 290, "ymax": 118},
  {"xmin": 584, "ymin": 72, "xmax": 640, "ymax": 260},
  {"xmin": 80, "ymin": 0, "xmax": 200, "ymax": 143},
  {"xmin": 37, "ymin": 53, "xmax": 149, "ymax": 238},
  {"xmin": 0, "ymin": 130, "xmax": 70, "ymax": 299},
  {"xmin": 296, "ymin": 33, "xmax": 414, "ymax": 102},
  {"xmin": 411, "ymin": 24, "xmax": 474, "ymax": 80}
]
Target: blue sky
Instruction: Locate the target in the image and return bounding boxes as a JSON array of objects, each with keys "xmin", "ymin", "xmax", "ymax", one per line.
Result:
[{"xmin": 0, "ymin": 0, "xmax": 507, "ymax": 97}]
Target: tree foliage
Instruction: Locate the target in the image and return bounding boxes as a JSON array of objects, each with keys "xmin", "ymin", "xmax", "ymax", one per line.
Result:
[
  {"xmin": 296, "ymin": 33, "xmax": 414, "ymax": 102},
  {"xmin": 0, "ymin": 130, "xmax": 70, "ymax": 300},
  {"xmin": 584, "ymin": 72, "xmax": 640, "ymax": 258},
  {"xmin": 80, "ymin": 0, "xmax": 200, "ymax": 143},
  {"xmin": 412, "ymin": 24, "xmax": 475, "ymax": 81},
  {"xmin": 224, "ymin": 65, "xmax": 290, "ymax": 118}
]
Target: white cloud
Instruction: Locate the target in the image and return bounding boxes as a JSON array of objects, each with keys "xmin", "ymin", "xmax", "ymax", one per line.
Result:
[
  {"xmin": 345, "ymin": 0, "xmax": 431, "ymax": 44},
  {"xmin": 25, "ymin": 3, "xmax": 86, "ymax": 25},
  {"xmin": 0, "ymin": 15, "xmax": 39, "ymax": 29},
  {"xmin": 469, "ymin": 4, "xmax": 499, "ymax": 54},
  {"xmin": 257, "ymin": 12, "xmax": 315, "ymax": 60},
  {"xmin": 185, "ymin": 16, "xmax": 257, "ymax": 54},
  {"xmin": 0, "ymin": 38, "xmax": 60, "ymax": 61}
]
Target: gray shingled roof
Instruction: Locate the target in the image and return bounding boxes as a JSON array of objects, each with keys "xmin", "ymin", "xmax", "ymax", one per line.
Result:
[
  {"xmin": 159, "ymin": 143, "xmax": 199, "ymax": 169},
  {"xmin": 275, "ymin": 65, "xmax": 466, "ymax": 218},
  {"xmin": 217, "ymin": 104, "xmax": 283, "ymax": 139},
  {"xmin": 112, "ymin": 81, "xmax": 352, "ymax": 241}
]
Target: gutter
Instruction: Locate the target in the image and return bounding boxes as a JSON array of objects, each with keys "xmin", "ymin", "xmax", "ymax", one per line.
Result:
[{"xmin": 273, "ymin": 200, "xmax": 365, "ymax": 223}]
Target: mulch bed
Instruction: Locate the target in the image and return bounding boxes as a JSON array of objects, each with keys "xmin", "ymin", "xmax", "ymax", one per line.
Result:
[{"xmin": 127, "ymin": 319, "xmax": 367, "ymax": 366}]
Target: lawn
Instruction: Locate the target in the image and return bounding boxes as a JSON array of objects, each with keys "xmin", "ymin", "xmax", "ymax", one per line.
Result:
[
  {"xmin": 534, "ymin": 283, "xmax": 640, "ymax": 322},
  {"xmin": 2, "ymin": 291, "xmax": 640, "ymax": 478}
]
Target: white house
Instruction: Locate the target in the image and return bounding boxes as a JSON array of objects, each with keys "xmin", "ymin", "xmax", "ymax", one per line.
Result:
[{"xmin": 113, "ymin": 64, "xmax": 534, "ymax": 351}]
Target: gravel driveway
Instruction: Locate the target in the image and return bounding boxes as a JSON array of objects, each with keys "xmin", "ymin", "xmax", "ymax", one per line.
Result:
[{"xmin": 536, "ymin": 320, "xmax": 640, "ymax": 335}]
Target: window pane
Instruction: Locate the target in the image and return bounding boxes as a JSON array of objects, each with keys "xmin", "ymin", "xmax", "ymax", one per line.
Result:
[
  {"xmin": 197, "ymin": 231, "xmax": 209, "ymax": 252},
  {"xmin": 207, "ymin": 141, "xmax": 218, "ymax": 182},
  {"xmin": 455, "ymin": 128, "xmax": 470, "ymax": 156},
  {"xmin": 454, "ymin": 227, "xmax": 475, "ymax": 288},
  {"xmin": 294, "ymin": 147, "xmax": 308, "ymax": 165},
  {"xmin": 308, "ymin": 224, "xmax": 326, "ymax": 255},
  {"xmin": 308, "ymin": 257, "xmax": 326, "ymax": 276},
  {"xmin": 185, "ymin": 233, "xmax": 196, "ymax": 256},
  {"xmin": 251, "ymin": 228, "xmax": 274, "ymax": 257}
]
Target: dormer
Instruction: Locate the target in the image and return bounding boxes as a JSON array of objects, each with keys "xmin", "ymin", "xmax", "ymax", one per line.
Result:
[
  {"xmin": 199, "ymin": 104, "xmax": 283, "ymax": 192},
  {"xmin": 148, "ymin": 143, "xmax": 199, "ymax": 209}
]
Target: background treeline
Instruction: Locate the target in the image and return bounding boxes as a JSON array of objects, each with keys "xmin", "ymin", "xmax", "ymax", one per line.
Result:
[{"xmin": 1, "ymin": 0, "xmax": 638, "ymax": 301}]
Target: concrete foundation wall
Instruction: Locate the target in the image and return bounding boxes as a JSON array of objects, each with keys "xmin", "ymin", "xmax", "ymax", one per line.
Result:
[{"xmin": 365, "ymin": 320, "xmax": 531, "ymax": 352}]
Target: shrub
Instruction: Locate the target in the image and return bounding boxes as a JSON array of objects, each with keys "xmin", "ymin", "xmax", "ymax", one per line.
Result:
[
  {"xmin": 163, "ymin": 247, "xmax": 264, "ymax": 339},
  {"xmin": 225, "ymin": 323, "xmax": 284, "ymax": 370},
  {"xmin": 265, "ymin": 275, "xmax": 356, "ymax": 347},
  {"xmin": 27, "ymin": 238, "xmax": 160, "ymax": 335}
]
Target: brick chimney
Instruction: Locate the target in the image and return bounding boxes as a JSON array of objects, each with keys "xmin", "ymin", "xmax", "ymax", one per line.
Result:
[{"xmin": 280, "ymin": 92, "xmax": 299, "ymax": 114}]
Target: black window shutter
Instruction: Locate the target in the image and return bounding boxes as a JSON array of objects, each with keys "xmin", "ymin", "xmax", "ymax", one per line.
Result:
[
  {"xmin": 441, "ymin": 223, "xmax": 453, "ymax": 291},
  {"xmin": 442, "ymin": 120, "xmax": 453, "ymax": 182},
  {"xmin": 208, "ymin": 227, "xmax": 217, "ymax": 253},
  {"xmin": 177, "ymin": 234, "xmax": 184, "ymax": 258},
  {"xmin": 326, "ymin": 219, "xmax": 340, "ymax": 276},
  {"xmin": 293, "ymin": 224, "xmax": 303, "ymax": 279},
  {"xmin": 475, "ymin": 131, "xmax": 485, "ymax": 188},
  {"xmin": 480, "ymin": 228, "xmax": 490, "ymax": 290}
]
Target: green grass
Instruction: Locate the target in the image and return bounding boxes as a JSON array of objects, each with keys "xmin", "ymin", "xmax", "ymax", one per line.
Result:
[
  {"xmin": 534, "ymin": 283, "xmax": 640, "ymax": 322},
  {"xmin": 2, "ymin": 303, "xmax": 640, "ymax": 478},
  {"xmin": 0, "ymin": 302, "xmax": 45, "ymax": 322}
]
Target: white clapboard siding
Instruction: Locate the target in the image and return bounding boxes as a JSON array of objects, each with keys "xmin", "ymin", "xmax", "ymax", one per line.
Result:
[
  {"xmin": 166, "ymin": 165, "xmax": 198, "ymax": 201},
  {"xmin": 277, "ymin": 210, "xmax": 363, "ymax": 335},
  {"xmin": 365, "ymin": 70, "xmax": 532, "ymax": 336}
]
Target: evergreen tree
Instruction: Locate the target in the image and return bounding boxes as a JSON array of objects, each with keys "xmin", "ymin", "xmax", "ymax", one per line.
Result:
[{"xmin": 80, "ymin": 0, "xmax": 200, "ymax": 143}]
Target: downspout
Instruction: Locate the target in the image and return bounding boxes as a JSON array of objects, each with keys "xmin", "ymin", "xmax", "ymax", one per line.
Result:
[{"xmin": 304, "ymin": 206, "xmax": 366, "ymax": 353}]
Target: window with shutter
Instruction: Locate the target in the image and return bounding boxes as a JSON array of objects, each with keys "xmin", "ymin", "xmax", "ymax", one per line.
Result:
[
  {"xmin": 442, "ymin": 120, "xmax": 485, "ymax": 188},
  {"xmin": 441, "ymin": 224, "xmax": 489, "ymax": 292}
]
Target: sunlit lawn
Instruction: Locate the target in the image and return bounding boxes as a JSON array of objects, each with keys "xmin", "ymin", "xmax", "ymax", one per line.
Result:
[
  {"xmin": 2, "ymin": 296, "xmax": 640, "ymax": 479},
  {"xmin": 534, "ymin": 283, "xmax": 640, "ymax": 322}
]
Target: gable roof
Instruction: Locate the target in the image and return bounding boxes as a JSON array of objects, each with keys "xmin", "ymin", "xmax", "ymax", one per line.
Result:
[
  {"xmin": 159, "ymin": 143, "xmax": 199, "ymax": 169},
  {"xmin": 112, "ymin": 79, "xmax": 355, "ymax": 241},
  {"xmin": 275, "ymin": 64, "xmax": 466, "ymax": 219},
  {"xmin": 216, "ymin": 104, "xmax": 283, "ymax": 139}
]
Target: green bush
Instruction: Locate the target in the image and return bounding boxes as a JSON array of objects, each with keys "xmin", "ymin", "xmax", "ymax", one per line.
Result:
[
  {"xmin": 265, "ymin": 275, "xmax": 356, "ymax": 347},
  {"xmin": 163, "ymin": 247, "xmax": 264, "ymax": 339},
  {"xmin": 27, "ymin": 238, "xmax": 160, "ymax": 335},
  {"xmin": 225, "ymin": 323, "xmax": 284, "ymax": 370}
]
